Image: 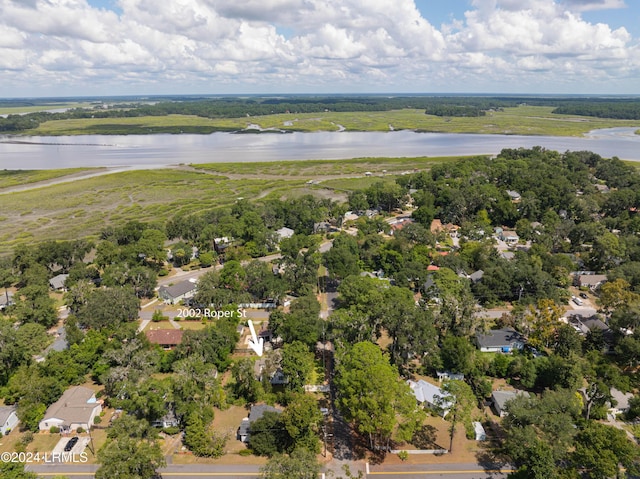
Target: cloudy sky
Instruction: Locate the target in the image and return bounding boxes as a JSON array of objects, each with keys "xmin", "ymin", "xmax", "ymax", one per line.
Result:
[{"xmin": 1, "ymin": 0, "xmax": 639, "ymax": 97}]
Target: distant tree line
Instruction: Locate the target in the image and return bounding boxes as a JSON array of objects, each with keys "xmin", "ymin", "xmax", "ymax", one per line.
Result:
[{"xmin": 5, "ymin": 95, "xmax": 640, "ymax": 132}]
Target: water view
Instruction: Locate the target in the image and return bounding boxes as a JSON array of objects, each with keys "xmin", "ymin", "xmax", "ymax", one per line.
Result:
[{"xmin": 1, "ymin": 127, "xmax": 639, "ymax": 170}]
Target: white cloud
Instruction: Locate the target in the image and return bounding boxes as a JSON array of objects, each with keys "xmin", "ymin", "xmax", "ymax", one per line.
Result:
[{"xmin": 0, "ymin": 0, "xmax": 637, "ymax": 95}]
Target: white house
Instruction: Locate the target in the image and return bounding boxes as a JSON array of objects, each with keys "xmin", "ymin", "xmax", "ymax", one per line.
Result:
[
  {"xmin": 407, "ymin": 379, "xmax": 452, "ymax": 418},
  {"xmin": 39, "ymin": 386, "xmax": 102, "ymax": 433},
  {"xmin": 0, "ymin": 405, "xmax": 19, "ymax": 436}
]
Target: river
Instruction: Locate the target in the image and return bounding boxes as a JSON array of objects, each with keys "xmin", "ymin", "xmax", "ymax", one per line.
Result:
[{"xmin": 0, "ymin": 127, "xmax": 639, "ymax": 170}]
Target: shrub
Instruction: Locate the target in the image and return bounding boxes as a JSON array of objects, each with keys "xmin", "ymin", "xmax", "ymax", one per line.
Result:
[
  {"xmin": 239, "ymin": 448, "xmax": 253, "ymax": 456},
  {"xmin": 76, "ymin": 427, "xmax": 84, "ymax": 434},
  {"xmin": 163, "ymin": 426, "xmax": 180, "ymax": 435},
  {"xmin": 49, "ymin": 426, "xmax": 60, "ymax": 434},
  {"xmin": 94, "ymin": 416, "xmax": 102, "ymax": 424},
  {"xmin": 398, "ymin": 450, "xmax": 409, "ymax": 461},
  {"xmin": 151, "ymin": 309, "xmax": 166, "ymax": 322},
  {"xmin": 21, "ymin": 431, "xmax": 34, "ymax": 445}
]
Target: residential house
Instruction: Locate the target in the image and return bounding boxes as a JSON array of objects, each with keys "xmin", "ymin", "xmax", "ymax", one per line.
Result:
[
  {"xmin": 343, "ymin": 211, "xmax": 360, "ymax": 223},
  {"xmin": 436, "ymin": 371, "xmax": 464, "ymax": 382},
  {"xmin": 506, "ymin": 190, "xmax": 521, "ymax": 202},
  {"xmin": 158, "ymin": 279, "xmax": 197, "ymax": 304},
  {"xmin": 146, "ymin": 329, "xmax": 184, "ymax": 350},
  {"xmin": 469, "ymin": 270, "xmax": 484, "ymax": 283},
  {"xmin": 275, "ymin": 227, "xmax": 295, "ymax": 242},
  {"xmin": 609, "ymin": 388, "xmax": 633, "ymax": 416},
  {"xmin": 491, "ymin": 390, "xmax": 530, "ymax": 417},
  {"xmin": 238, "ymin": 404, "xmax": 282, "ymax": 443},
  {"xmin": 151, "ymin": 409, "xmax": 179, "ymax": 429},
  {"xmin": 49, "ymin": 273, "xmax": 69, "ymax": 291},
  {"xmin": 407, "ymin": 379, "xmax": 452, "ymax": 418},
  {"xmin": 39, "ymin": 386, "xmax": 102, "ymax": 432},
  {"xmin": 214, "ymin": 236, "xmax": 234, "ymax": 256},
  {"xmin": 0, "ymin": 405, "xmax": 19, "ymax": 436},
  {"xmin": 500, "ymin": 231, "xmax": 519, "ymax": 245},
  {"xmin": 476, "ymin": 328, "xmax": 525, "ymax": 353},
  {"xmin": 576, "ymin": 274, "xmax": 608, "ymax": 291}
]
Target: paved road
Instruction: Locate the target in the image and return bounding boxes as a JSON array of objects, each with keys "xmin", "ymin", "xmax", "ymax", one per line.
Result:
[
  {"xmin": 367, "ymin": 462, "xmax": 514, "ymax": 478},
  {"xmin": 27, "ymin": 464, "xmax": 263, "ymax": 478},
  {"xmin": 27, "ymin": 461, "xmax": 515, "ymax": 479}
]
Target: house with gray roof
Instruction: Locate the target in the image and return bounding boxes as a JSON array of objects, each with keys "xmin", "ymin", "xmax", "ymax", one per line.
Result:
[
  {"xmin": 237, "ymin": 404, "xmax": 282, "ymax": 443},
  {"xmin": 492, "ymin": 390, "xmax": 530, "ymax": 417},
  {"xmin": 609, "ymin": 388, "xmax": 633, "ymax": 416},
  {"xmin": 407, "ymin": 379, "xmax": 452, "ymax": 418},
  {"xmin": 0, "ymin": 405, "xmax": 19, "ymax": 436},
  {"xmin": 49, "ymin": 273, "xmax": 69, "ymax": 291},
  {"xmin": 158, "ymin": 279, "xmax": 197, "ymax": 304},
  {"xmin": 275, "ymin": 227, "xmax": 295, "ymax": 242},
  {"xmin": 476, "ymin": 328, "xmax": 525, "ymax": 353},
  {"xmin": 39, "ymin": 386, "xmax": 102, "ymax": 432}
]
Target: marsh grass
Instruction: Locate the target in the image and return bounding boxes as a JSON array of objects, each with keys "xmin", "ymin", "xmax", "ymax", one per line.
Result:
[
  {"xmin": 0, "ymin": 168, "xmax": 94, "ymax": 189},
  {"xmin": 24, "ymin": 106, "xmax": 640, "ymax": 137},
  {"xmin": 0, "ymin": 168, "xmax": 309, "ymax": 255}
]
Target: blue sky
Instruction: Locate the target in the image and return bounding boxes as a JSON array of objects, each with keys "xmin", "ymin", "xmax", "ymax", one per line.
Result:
[{"xmin": 1, "ymin": 0, "xmax": 639, "ymax": 97}]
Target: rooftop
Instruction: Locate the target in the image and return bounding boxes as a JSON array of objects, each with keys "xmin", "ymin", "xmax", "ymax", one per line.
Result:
[{"xmin": 146, "ymin": 329, "xmax": 184, "ymax": 346}]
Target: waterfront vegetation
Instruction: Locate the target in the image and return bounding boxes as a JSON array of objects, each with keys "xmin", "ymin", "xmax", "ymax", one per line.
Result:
[
  {"xmin": 0, "ymin": 168, "xmax": 306, "ymax": 255},
  {"xmin": 0, "ymin": 155, "xmax": 459, "ymax": 255},
  {"xmin": 0, "ymin": 168, "xmax": 93, "ymax": 189},
  {"xmin": 17, "ymin": 105, "xmax": 640, "ymax": 137}
]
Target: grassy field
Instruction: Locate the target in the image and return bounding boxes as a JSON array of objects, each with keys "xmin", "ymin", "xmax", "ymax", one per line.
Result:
[
  {"xmin": 23, "ymin": 106, "xmax": 640, "ymax": 137},
  {"xmin": 192, "ymin": 155, "xmax": 464, "ymax": 177},
  {"xmin": 0, "ymin": 168, "xmax": 94, "ymax": 190},
  {"xmin": 0, "ymin": 102, "xmax": 94, "ymax": 115},
  {"xmin": 0, "ymin": 168, "xmax": 309, "ymax": 256}
]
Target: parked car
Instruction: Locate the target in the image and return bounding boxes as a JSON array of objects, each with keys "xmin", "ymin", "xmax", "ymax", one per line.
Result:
[
  {"xmin": 572, "ymin": 297, "xmax": 583, "ymax": 306},
  {"xmin": 580, "ymin": 292, "xmax": 588, "ymax": 299},
  {"xmin": 64, "ymin": 437, "xmax": 78, "ymax": 452}
]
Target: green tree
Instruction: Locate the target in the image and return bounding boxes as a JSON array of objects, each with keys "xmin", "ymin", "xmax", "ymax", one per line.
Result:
[
  {"xmin": 96, "ymin": 415, "xmax": 165, "ymax": 479},
  {"xmin": 438, "ymin": 380, "xmax": 475, "ymax": 453},
  {"xmin": 249, "ymin": 411, "xmax": 288, "ymax": 456},
  {"xmin": 0, "ymin": 461, "xmax": 38, "ymax": 479},
  {"xmin": 334, "ymin": 341, "xmax": 421, "ymax": 451},
  {"xmin": 260, "ymin": 447, "xmax": 321, "ymax": 479},
  {"xmin": 572, "ymin": 422, "xmax": 640, "ymax": 479},
  {"xmin": 281, "ymin": 393, "xmax": 323, "ymax": 453},
  {"xmin": 280, "ymin": 341, "xmax": 315, "ymax": 392},
  {"xmin": 231, "ymin": 358, "xmax": 263, "ymax": 404},
  {"xmin": 440, "ymin": 335, "xmax": 475, "ymax": 375}
]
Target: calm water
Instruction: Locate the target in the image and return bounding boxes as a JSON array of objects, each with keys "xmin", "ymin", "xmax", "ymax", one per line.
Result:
[{"xmin": 0, "ymin": 127, "xmax": 639, "ymax": 169}]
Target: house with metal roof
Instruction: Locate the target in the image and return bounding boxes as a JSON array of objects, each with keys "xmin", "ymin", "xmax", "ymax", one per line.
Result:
[{"xmin": 407, "ymin": 379, "xmax": 452, "ymax": 418}]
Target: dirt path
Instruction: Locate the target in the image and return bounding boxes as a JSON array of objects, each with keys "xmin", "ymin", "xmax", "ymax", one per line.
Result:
[{"xmin": 0, "ymin": 167, "xmax": 130, "ymax": 194}]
